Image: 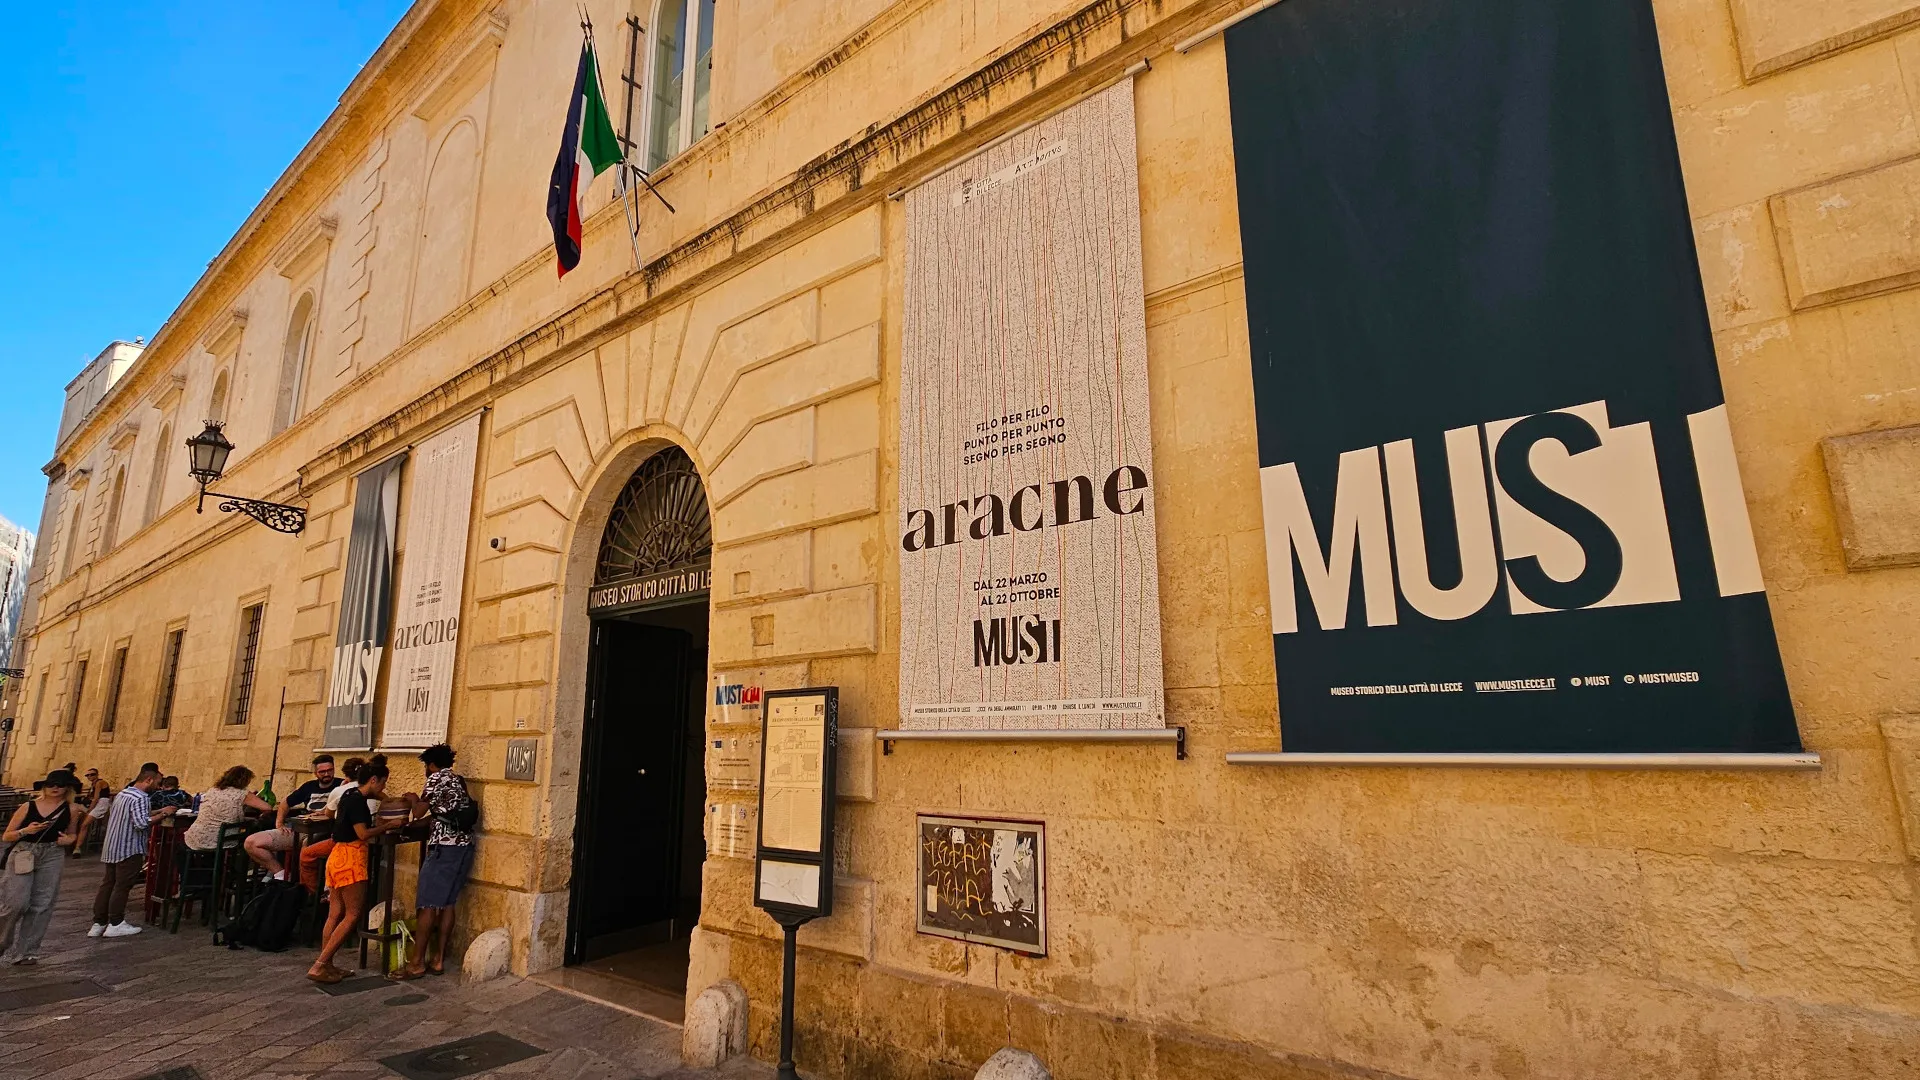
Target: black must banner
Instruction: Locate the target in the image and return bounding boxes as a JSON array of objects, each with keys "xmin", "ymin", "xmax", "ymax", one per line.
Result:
[
  {"xmin": 324, "ymin": 453, "xmax": 406, "ymax": 751},
  {"xmin": 1225, "ymin": 0, "xmax": 1802, "ymax": 753}
]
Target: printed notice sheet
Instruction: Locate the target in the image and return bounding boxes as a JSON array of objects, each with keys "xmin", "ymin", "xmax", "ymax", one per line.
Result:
[{"xmin": 759, "ymin": 693, "xmax": 827, "ymax": 853}]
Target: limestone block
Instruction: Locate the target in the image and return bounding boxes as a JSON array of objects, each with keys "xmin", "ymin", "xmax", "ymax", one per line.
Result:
[
  {"xmin": 1880, "ymin": 715, "xmax": 1920, "ymax": 859},
  {"xmin": 496, "ymin": 549, "xmax": 561, "ymax": 596},
  {"xmin": 1822, "ymin": 425, "xmax": 1920, "ymax": 569},
  {"xmin": 814, "ymin": 386, "xmax": 880, "ymax": 463},
  {"xmin": 486, "ymin": 499, "xmax": 570, "ymax": 554},
  {"xmin": 1692, "ymin": 202, "xmax": 1792, "ymax": 330},
  {"xmin": 1672, "ymin": 42, "xmax": 1918, "ymax": 217},
  {"xmin": 699, "ymin": 324, "xmax": 881, "ymax": 465},
  {"xmin": 461, "ymin": 927, "xmax": 511, "ymax": 985},
  {"xmin": 508, "ymin": 404, "xmax": 593, "ymax": 485},
  {"xmin": 640, "ymin": 303, "xmax": 691, "ymax": 426},
  {"xmin": 713, "ymin": 531, "xmax": 811, "ymax": 607},
  {"xmin": 1639, "ymin": 851, "xmax": 1920, "ymax": 1010},
  {"xmin": 1730, "ymin": 0, "xmax": 1920, "ymax": 78},
  {"xmin": 837, "ymin": 726, "xmax": 875, "ymax": 801},
  {"xmin": 482, "ymin": 453, "xmax": 577, "ymax": 518},
  {"xmin": 497, "ymin": 590, "xmax": 555, "ymax": 638},
  {"xmin": 283, "ymin": 669, "xmax": 325, "ymax": 707},
  {"xmin": 289, "ymin": 603, "xmax": 336, "ymax": 643},
  {"xmin": 1649, "ymin": 0, "xmax": 1749, "ymax": 108},
  {"xmin": 811, "ymin": 516, "xmax": 880, "ymax": 592},
  {"xmin": 710, "ymin": 584, "xmax": 878, "ymax": 663},
  {"xmin": 1773, "ymin": 154, "xmax": 1920, "ymax": 308},
  {"xmin": 797, "ymin": 876, "xmax": 875, "ymax": 961},
  {"xmin": 712, "ymin": 452, "xmax": 878, "ymax": 546},
  {"xmin": 976, "ymin": 1048, "xmax": 1051, "ymax": 1080},
  {"xmin": 680, "ymin": 291, "xmax": 820, "ymax": 436},
  {"xmin": 298, "ymin": 538, "xmax": 343, "ymax": 578},
  {"xmin": 708, "ymin": 407, "xmax": 816, "ymax": 509},
  {"xmin": 819, "ymin": 263, "xmax": 885, "ymax": 340},
  {"xmin": 682, "ymin": 979, "xmax": 750, "ymax": 1067}
]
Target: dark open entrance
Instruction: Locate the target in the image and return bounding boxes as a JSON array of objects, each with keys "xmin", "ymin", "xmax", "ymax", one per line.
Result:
[{"xmin": 567, "ymin": 447, "xmax": 713, "ymax": 1006}]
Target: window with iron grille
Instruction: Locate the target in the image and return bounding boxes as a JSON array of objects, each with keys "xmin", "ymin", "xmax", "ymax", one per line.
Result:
[
  {"xmin": 227, "ymin": 604, "xmax": 264, "ymax": 726},
  {"xmin": 101, "ymin": 646, "xmax": 128, "ymax": 734},
  {"xmin": 154, "ymin": 629, "xmax": 184, "ymax": 731},
  {"xmin": 65, "ymin": 659, "xmax": 88, "ymax": 733}
]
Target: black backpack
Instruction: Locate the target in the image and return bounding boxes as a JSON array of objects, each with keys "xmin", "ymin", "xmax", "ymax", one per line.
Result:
[
  {"xmin": 252, "ymin": 880, "xmax": 308, "ymax": 953},
  {"xmin": 220, "ymin": 890, "xmax": 270, "ymax": 949},
  {"xmin": 436, "ymin": 776, "xmax": 479, "ymax": 832}
]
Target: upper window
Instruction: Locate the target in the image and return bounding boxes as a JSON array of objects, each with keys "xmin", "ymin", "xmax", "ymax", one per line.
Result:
[
  {"xmin": 101, "ymin": 466, "xmax": 126, "ymax": 553},
  {"xmin": 227, "ymin": 602, "xmax": 265, "ymax": 726},
  {"xmin": 643, "ymin": 0, "xmax": 716, "ymax": 171},
  {"xmin": 207, "ymin": 369, "xmax": 231, "ymax": 425},
  {"xmin": 144, "ymin": 423, "xmax": 171, "ymax": 527},
  {"xmin": 273, "ymin": 293, "xmax": 315, "ymax": 435}
]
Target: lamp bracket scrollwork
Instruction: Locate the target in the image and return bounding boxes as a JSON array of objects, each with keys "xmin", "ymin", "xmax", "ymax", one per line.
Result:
[{"xmin": 201, "ymin": 491, "xmax": 308, "ymax": 534}]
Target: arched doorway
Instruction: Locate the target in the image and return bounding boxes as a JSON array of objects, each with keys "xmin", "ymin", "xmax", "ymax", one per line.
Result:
[{"xmin": 566, "ymin": 445, "xmax": 713, "ymax": 1004}]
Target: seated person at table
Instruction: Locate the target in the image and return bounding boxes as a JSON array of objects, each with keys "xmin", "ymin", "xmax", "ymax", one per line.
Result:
[
  {"xmin": 150, "ymin": 776, "xmax": 192, "ymax": 811},
  {"xmin": 243, "ymin": 754, "xmax": 342, "ymax": 880},
  {"xmin": 296, "ymin": 756, "xmax": 369, "ymax": 889},
  {"xmin": 182, "ymin": 766, "xmax": 272, "ymax": 851},
  {"xmin": 308, "ymin": 762, "xmax": 406, "ymax": 983}
]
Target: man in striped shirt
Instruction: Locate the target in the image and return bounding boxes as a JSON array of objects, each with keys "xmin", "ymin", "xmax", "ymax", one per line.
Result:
[{"xmin": 89, "ymin": 767, "xmax": 175, "ymax": 939}]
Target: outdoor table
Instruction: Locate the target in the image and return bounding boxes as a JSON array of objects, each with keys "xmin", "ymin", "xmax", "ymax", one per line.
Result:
[{"xmin": 357, "ymin": 817, "xmax": 430, "ymax": 975}]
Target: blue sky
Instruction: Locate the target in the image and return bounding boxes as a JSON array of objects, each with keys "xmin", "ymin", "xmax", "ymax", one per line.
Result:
[{"xmin": 0, "ymin": 1, "xmax": 412, "ymax": 532}]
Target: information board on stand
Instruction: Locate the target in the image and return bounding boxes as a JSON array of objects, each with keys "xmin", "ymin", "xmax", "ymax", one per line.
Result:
[{"xmin": 754, "ymin": 687, "xmax": 839, "ymax": 919}]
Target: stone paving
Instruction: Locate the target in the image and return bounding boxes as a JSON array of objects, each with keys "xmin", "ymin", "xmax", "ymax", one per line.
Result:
[{"xmin": 0, "ymin": 857, "xmax": 773, "ymax": 1080}]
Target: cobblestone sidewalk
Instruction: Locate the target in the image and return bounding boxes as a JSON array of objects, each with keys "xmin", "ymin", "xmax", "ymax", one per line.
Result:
[{"xmin": 0, "ymin": 857, "xmax": 771, "ymax": 1080}]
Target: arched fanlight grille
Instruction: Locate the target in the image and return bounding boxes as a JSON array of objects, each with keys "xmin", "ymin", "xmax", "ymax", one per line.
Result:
[{"xmin": 594, "ymin": 447, "xmax": 711, "ymax": 585}]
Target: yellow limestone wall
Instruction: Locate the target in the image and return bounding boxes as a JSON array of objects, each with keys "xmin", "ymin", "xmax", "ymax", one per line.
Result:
[{"xmin": 9, "ymin": 1, "xmax": 1920, "ymax": 1078}]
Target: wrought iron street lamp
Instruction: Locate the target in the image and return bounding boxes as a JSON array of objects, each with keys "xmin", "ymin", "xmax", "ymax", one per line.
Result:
[{"xmin": 184, "ymin": 421, "xmax": 307, "ymax": 534}]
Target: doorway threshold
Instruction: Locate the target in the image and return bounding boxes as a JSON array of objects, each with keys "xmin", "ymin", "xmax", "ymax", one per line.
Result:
[{"xmin": 531, "ymin": 966, "xmax": 686, "ymax": 1027}]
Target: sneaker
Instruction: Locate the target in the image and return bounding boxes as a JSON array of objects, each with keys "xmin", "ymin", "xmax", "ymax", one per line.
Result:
[
  {"xmin": 102, "ymin": 922, "xmax": 142, "ymax": 938},
  {"xmin": 87, "ymin": 923, "xmax": 107, "ymax": 938}
]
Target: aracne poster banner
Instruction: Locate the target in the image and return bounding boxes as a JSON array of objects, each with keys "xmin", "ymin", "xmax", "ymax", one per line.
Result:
[
  {"xmin": 380, "ymin": 414, "xmax": 481, "ymax": 749},
  {"xmin": 1225, "ymin": 0, "xmax": 1802, "ymax": 752},
  {"xmin": 323, "ymin": 453, "xmax": 405, "ymax": 750},
  {"xmin": 898, "ymin": 78, "xmax": 1165, "ymax": 730}
]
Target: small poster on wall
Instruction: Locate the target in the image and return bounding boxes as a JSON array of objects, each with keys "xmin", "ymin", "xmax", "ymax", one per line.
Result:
[{"xmin": 917, "ymin": 815, "xmax": 1046, "ymax": 955}]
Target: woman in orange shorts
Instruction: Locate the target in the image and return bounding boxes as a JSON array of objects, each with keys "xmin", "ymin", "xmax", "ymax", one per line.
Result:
[{"xmin": 308, "ymin": 762, "xmax": 403, "ymax": 983}]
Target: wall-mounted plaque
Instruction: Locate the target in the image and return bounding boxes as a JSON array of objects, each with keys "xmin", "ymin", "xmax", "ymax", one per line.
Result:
[
  {"xmin": 754, "ymin": 687, "xmax": 839, "ymax": 919},
  {"xmin": 708, "ymin": 800, "xmax": 757, "ymax": 860},
  {"xmin": 917, "ymin": 815, "xmax": 1046, "ymax": 955},
  {"xmin": 707, "ymin": 732, "xmax": 760, "ymax": 791},
  {"xmin": 710, "ymin": 669, "xmax": 769, "ymax": 726},
  {"xmin": 504, "ymin": 738, "xmax": 538, "ymax": 782}
]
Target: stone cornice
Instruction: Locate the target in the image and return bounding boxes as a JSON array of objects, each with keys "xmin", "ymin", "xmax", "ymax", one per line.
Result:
[
  {"xmin": 109, "ymin": 422, "xmax": 141, "ymax": 452},
  {"xmin": 412, "ymin": 4, "xmax": 509, "ymax": 121},
  {"xmin": 152, "ymin": 371, "xmax": 188, "ymax": 415},
  {"xmin": 201, "ymin": 308, "xmax": 249, "ymax": 358},
  {"xmin": 271, "ymin": 214, "xmax": 338, "ymax": 279}
]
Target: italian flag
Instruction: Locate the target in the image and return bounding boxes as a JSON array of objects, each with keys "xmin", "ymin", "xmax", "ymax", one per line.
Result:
[{"xmin": 547, "ymin": 40, "xmax": 623, "ymax": 278}]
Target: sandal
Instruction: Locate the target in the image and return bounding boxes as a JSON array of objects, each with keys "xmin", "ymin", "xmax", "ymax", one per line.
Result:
[
  {"xmin": 426, "ymin": 960, "xmax": 445, "ymax": 976},
  {"xmin": 386, "ymin": 967, "xmax": 421, "ymax": 981},
  {"xmin": 306, "ymin": 966, "xmax": 344, "ymax": 984}
]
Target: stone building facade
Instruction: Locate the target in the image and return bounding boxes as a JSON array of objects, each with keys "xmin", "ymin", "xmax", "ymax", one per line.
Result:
[{"xmin": 6, "ymin": 1, "xmax": 1920, "ymax": 1077}]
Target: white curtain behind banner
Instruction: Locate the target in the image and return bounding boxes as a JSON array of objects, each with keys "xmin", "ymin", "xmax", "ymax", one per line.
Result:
[
  {"xmin": 381, "ymin": 413, "xmax": 483, "ymax": 748},
  {"xmin": 897, "ymin": 78, "xmax": 1166, "ymax": 730}
]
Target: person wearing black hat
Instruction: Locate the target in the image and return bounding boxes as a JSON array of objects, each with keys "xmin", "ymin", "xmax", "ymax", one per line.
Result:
[{"xmin": 1, "ymin": 770, "xmax": 80, "ymax": 964}]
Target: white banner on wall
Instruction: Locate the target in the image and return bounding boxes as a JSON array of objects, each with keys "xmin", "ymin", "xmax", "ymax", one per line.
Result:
[
  {"xmin": 897, "ymin": 78, "xmax": 1165, "ymax": 730},
  {"xmin": 380, "ymin": 412, "xmax": 482, "ymax": 749}
]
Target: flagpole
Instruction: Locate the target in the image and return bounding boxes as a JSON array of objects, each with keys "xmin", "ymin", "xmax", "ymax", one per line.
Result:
[{"xmin": 580, "ymin": 8, "xmax": 670, "ymax": 274}]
